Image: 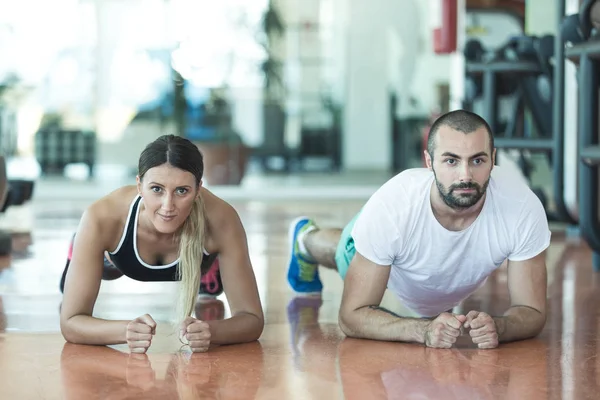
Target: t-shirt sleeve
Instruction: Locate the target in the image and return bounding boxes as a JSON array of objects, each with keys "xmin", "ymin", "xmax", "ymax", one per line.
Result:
[
  {"xmin": 508, "ymin": 192, "xmax": 552, "ymax": 261},
  {"xmin": 351, "ymin": 196, "xmax": 402, "ymax": 266}
]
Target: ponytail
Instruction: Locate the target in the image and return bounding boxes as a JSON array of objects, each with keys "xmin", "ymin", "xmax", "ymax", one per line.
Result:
[{"xmin": 176, "ymin": 195, "xmax": 206, "ymax": 322}]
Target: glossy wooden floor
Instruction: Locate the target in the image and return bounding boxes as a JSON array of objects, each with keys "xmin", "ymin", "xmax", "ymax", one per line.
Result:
[{"xmin": 0, "ymin": 198, "xmax": 598, "ymax": 399}]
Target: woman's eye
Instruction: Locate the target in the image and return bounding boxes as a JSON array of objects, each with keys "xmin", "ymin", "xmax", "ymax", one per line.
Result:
[
  {"xmin": 151, "ymin": 186, "xmax": 162, "ymax": 193},
  {"xmin": 177, "ymin": 188, "xmax": 188, "ymax": 195}
]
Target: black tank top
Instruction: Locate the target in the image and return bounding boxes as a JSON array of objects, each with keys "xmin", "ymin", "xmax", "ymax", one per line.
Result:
[{"xmin": 108, "ymin": 195, "xmax": 218, "ymax": 281}]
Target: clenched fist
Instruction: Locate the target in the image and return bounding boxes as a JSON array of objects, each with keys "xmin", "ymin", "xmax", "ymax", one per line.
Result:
[
  {"xmin": 180, "ymin": 317, "xmax": 212, "ymax": 353},
  {"xmin": 126, "ymin": 314, "xmax": 157, "ymax": 354},
  {"xmin": 464, "ymin": 311, "xmax": 499, "ymax": 349},
  {"xmin": 423, "ymin": 312, "xmax": 466, "ymax": 348}
]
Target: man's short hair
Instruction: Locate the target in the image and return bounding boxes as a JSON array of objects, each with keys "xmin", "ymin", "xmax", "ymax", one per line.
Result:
[{"xmin": 427, "ymin": 110, "xmax": 494, "ymax": 158}]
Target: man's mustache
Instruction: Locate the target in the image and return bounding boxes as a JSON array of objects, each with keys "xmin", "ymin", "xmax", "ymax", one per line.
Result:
[{"xmin": 450, "ymin": 182, "xmax": 479, "ymax": 190}]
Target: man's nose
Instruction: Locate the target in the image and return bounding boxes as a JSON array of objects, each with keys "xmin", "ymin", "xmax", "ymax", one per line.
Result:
[{"xmin": 458, "ymin": 163, "xmax": 473, "ymax": 182}]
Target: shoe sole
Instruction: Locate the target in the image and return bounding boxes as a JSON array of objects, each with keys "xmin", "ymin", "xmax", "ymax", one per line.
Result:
[
  {"xmin": 287, "ymin": 216, "xmax": 322, "ymax": 296},
  {"xmin": 198, "ymin": 293, "xmax": 221, "ymax": 299}
]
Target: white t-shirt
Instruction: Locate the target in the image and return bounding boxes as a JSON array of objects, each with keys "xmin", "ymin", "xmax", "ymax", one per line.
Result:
[{"xmin": 351, "ymin": 166, "xmax": 551, "ymax": 317}]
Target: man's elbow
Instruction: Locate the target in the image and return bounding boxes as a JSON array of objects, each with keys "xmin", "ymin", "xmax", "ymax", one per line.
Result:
[
  {"xmin": 532, "ymin": 310, "xmax": 547, "ymax": 336},
  {"xmin": 338, "ymin": 308, "xmax": 359, "ymax": 338},
  {"xmin": 520, "ymin": 318, "xmax": 545, "ymax": 342},
  {"xmin": 527, "ymin": 304, "xmax": 547, "ymax": 335}
]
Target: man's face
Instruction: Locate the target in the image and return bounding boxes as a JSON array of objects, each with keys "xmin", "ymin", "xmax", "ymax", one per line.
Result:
[{"xmin": 425, "ymin": 126, "xmax": 495, "ymax": 210}]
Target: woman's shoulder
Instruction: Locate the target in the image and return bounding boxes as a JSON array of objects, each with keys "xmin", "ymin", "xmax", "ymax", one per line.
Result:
[
  {"xmin": 201, "ymin": 188, "xmax": 243, "ymax": 249},
  {"xmin": 201, "ymin": 187, "xmax": 238, "ymax": 224},
  {"xmin": 86, "ymin": 185, "xmax": 139, "ymax": 225}
]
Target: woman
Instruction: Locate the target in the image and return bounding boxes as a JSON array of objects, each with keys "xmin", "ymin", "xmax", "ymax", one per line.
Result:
[{"xmin": 59, "ymin": 134, "xmax": 264, "ymax": 353}]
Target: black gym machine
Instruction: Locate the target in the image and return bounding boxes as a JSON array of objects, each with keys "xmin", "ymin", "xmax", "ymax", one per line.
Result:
[
  {"xmin": 464, "ymin": 26, "xmax": 573, "ymax": 224},
  {"xmin": 0, "ymin": 157, "xmax": 36, "ymax": 256},
  {"xmin": 466, "ymin": 0, "xmax": 600, "ymax": 271},
  {"xmin": 561, "ymin": 0, "xmax": 600, "ymax": 271}
]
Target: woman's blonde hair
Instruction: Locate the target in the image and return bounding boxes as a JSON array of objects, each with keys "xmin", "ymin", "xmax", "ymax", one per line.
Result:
[
  {"xmin": 176, "ymin": 195, "xmax": 206, "ymax": 321},
  {"xmin": 137, "ymin": 134, "xmax": 207, "ymax": 324}
]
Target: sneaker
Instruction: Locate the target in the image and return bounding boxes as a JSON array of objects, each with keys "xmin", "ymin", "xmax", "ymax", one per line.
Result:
[
  {"xmin": 199, "ymin": 257, "xmax": 223, "ymax": 297},
  {"xmin": 287, "ymin": 217, "xmax": 323, "ymax": 295}
]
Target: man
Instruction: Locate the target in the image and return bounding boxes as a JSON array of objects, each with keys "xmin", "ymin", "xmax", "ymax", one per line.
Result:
[{"xmin": 286, "ymin": 109, "xmax": 551, "ymax": 349}]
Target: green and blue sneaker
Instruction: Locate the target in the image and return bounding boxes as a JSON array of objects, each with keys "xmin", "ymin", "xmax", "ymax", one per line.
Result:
[{"xmin": 287, "ymin": 216, "xmax": 323, "ymax": 295}]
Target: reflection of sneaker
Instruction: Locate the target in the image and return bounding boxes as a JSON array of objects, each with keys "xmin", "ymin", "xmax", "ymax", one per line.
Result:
[
  {"xmin": 287, "ymin": 296, "xmax": 323, "ymax": 368},
  {"xmin": 287, "ymin": 217, "xmax": 322, "ymax": 295},
  {"xmin": 199, "ymin": 257, "xmax": 223, "ymax": 297},
  {"xmin": 287, "ymin": 296, "xmax": 323, "ymax": 329}
]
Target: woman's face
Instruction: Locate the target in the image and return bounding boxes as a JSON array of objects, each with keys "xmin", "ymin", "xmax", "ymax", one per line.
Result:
[{"xmin": 136, "ymin": 163, "xmax": 200, "ymax": 234}]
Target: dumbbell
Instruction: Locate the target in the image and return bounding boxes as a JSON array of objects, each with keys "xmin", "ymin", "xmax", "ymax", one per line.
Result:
[
  {"xmin": 580, "ymin": 0, "xmax": 600, "ymax": 40},
  {"xmin": 5, "ymin": 182, "xmax": 26, "ymax": 207},
  {"xmin": 21, "ymin": 180, "xmax": 34, "ymax": 201},
  {"xmin": 562, "ymin": 13, "xmax": 586, "ymax": 45},
  {"xmin": 592, "ymin": 1, "xmax": 600, "ymax": 31},
  {"xmin": 4, "ymin": 180, "xmax": 35, "ymax": 209},
  {"xmin": 0, "ymin": 230, "xmax": 12, "ymax": 256},
  {"xmin": 464, "ymin": 39, "xmax": 486, "ymax": 62},
  {"xmin": 532, "ymin": 35, "xmax": 555, "ymax": 103},
  {"xmin": 534, "ymin": 35, "xmax": 554, "ymax": 70}
]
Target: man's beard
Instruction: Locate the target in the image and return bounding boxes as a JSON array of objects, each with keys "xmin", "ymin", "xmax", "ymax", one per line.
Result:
[{"xmin": 433, "ymin": 170, "xmax": 490, "ymax": 210}]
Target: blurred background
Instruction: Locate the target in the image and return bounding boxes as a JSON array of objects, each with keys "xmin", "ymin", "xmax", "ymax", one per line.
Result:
[
  {"xmin": 1, "ymin": 0, "xmax": 600, "ymax": 332},
  {"xmin": 0, "ymin": 0, "xmax": 590, "ymax": 213}
]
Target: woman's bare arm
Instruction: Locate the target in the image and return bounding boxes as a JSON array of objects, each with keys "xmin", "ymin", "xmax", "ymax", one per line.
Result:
[
  {"xmin": 202, "ymin": 195, "xmax": 264, "ymax": 345},
  {"xmin": 59, "ymin": 200, "xmax": 131, "ymax": 345}
]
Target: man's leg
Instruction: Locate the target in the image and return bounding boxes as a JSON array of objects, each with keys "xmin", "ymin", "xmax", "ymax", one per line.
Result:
[{"xmin": 287, "ymin": 213, "xmax": 360, "ymax": 294}]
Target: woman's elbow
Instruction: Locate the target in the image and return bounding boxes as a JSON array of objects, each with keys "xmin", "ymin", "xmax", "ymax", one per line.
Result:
[
  {"xmin": 60, "ymin": 324, "xmax": 77, "ymax": 344},
  {"xmin": 250, "ymin": 315, "xmax": 265, "ymax": 341},
  {"xmin": 60, "ymin": 316, "xmax": 82, "ymax": 344}
]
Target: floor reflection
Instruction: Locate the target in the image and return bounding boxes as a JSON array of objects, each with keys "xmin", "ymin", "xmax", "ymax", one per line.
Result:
[
  {"xmin": 0, "ymin": 200, "xmax": 599, "ymax": 399},
  {"xmin": 60, "ymin": 341, "xmax": 265, "ymax": 400}
]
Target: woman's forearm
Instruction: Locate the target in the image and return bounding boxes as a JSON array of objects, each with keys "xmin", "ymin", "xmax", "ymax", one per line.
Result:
[
  {"xmin": 206, "ymin": 312, "xmax": 263, "ymax": 345},
  {"xmin": 61, "ymin": 315, "xmax": 130, "ymax": 346}
]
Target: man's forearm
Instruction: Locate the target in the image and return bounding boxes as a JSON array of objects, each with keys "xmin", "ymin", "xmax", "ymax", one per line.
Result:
[
  {"xmin": 206, "ymin": 312, "xmax": 263, "ymax": 345},
  {"xmin": 493, "ymin": 305, "xmax": 546, "ymax": 343},
  {"xmin": 339, "ymin": 305, "xmax": 429, "ymax": 343}
]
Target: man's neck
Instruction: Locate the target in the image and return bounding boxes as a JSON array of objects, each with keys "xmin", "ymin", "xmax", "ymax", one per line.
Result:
[{"xmin": 429, "ymin": 183, "xmax": 487, "ymax": 231}]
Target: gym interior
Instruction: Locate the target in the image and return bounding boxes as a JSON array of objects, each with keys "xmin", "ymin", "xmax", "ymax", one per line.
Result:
[{"xmin": 0, "ymin": 0, "xmax": 599, "ymax": 398}]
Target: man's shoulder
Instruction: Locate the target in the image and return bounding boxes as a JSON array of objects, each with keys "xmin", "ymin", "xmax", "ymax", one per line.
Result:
[
  {"xmin": 380, "ymin": 168, "xmax": 432, "ymax": 193},
  {"xmin": 489, "ymin": 166, "xmax": 534, "ymax": 199},
  {"xmin": 488, "ymin": 166, "xmax": 544, "ymax": 216},
  {"xmin": 364, "ymin": 168, "xmax": 431, "ymax": 216}
]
